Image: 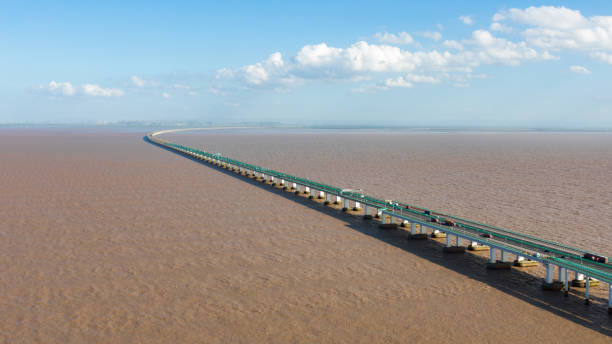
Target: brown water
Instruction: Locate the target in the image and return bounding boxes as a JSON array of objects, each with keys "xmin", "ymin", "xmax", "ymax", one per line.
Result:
[{"xmin": 1, "ymin": 129, "xmax": 611, "ymax": 343}]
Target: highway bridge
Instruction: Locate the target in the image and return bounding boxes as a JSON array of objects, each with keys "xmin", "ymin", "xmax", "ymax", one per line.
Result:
[{"xmin": 147, "ymin": 129, "xmax": 612, "ymax": 314}]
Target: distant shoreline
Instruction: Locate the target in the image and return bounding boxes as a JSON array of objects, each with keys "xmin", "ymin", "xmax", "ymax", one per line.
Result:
[{"xmin": 2, "ymin": 123, "xmax": 612, "ymax": 133}]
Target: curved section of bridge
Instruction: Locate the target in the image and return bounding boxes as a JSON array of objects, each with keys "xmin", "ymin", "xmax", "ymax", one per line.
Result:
[{"xmin": 147, "ymin": 128, "xmax": 612, "ymax": 314}]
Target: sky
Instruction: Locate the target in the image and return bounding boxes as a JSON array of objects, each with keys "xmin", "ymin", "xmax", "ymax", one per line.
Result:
[{"xmin": 2, "ymin": 1, "xmax": 612, "ymax": 127}]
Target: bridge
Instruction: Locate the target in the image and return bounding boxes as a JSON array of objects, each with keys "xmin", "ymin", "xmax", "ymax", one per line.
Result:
[{"xmin": 147, "ymin": 129, "xmax": 612, "ymax": 315}]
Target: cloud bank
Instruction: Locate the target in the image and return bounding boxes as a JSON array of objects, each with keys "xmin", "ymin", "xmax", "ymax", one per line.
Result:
[{"xmin": 215, "ymin": 6, "xmax": 611, "ymax": 92}]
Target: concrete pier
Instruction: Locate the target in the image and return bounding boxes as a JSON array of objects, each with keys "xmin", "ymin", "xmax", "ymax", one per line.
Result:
[
  {"xmin": 468, "ymin": 241, "xmax": 489, "ymax": 251},
  {"xmin": 443, "ymin": 235, "xmax": 466, "ymax": 253},
  {"xmin": 487, "ymin": 248, "xmax": 512, "ymax": 269},
  {"xmin": 542, "ymin": 264, "xmax": 564, "ymax": 290}
]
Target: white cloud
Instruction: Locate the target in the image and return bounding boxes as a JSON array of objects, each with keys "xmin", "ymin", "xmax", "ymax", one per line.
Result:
[
  {"xmin": 465, "ymin": 30, "xmax": 556, "ymax": 66},
  {"xmin": 131, "ymin": 76, "xmax": 146, "ymax": 87},
  {"xmin": 443, "ymin": 40, "xmax": 463, "ymax": 50},
  {"xmin": 490, "ymin": 22, "xmax": 512, "ymax": 33},
  {"xmin": 493, "ymin": 6, "xmax": 612, "ymax": 52},
  {"xmin": 82, "ymin": 84, "xmax": 124, "ymax": 97},
  {"xmin": 218, "ymin": 10, "xmax": 592, "ymax": 92},
  {"xmin": 130, "ymin": 75, "xmax": 159, "ymax": 88},
  {"xmin": 374, "ymin": 32, "xmax": 414, "ymax": 45},
  {"xmin": 569, "ymin": 65, "xmax": 591, "ymax": 74},
  {"xmin": 36, "ymin": 81, "xmax": 124, "ymax": 97},
  {"xmin": 162, "ymin": 92, "xmax": 171, "ymax": 99},
  {"xmin": 417, "ymin": 31, "xmax": 442, "ymax": 40},
  {"xmin": 384, "ymin": 77, "xmax": 413, "ymax": 88},
  {"xmin": 40, "ymin": 81, "xmax": 76, "ymax": 96},
  {"xmin": 591, "ymin": 51, "xmax": 612, "ymax": 64},
  {"xmin": 459, "ymin": 15, "xmax": 474, "ymax": 25},
  {"xmin": 218, "ymin": 32, "xmax": 556, "ymax": 90},
  {"xmin": 403, "ymin": 73, "xmax": 440, "ymax": 83}
]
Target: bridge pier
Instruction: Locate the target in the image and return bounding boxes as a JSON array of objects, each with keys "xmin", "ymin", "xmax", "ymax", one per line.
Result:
[
  {"xmin": 487, "ymin": 247, "xmax": 512, "ymax": 269},
  {"xmin": 545, "ymin": 264, "xmax": 553, "ymax": 283},
  {"xmin": 514, "ymin": 255, "xmax": 538, "ymax": 267},
  {"xmin": 309, "ymin": 189, "xmax": 316, "ymax": 199},
  {"xmin": 443, "ymin": 235, "xmax": 466, "ymax": 253},
  {"xmin": 342, "ymin": 198, "xmax": 349, "ymax": 211},
  {"xmin": 335, "ymin": 196, "xmax": 341, "ymax": 205},
  {"xmin": 353, "ymin": 201, "xmax": 361, "ymax": 211},
  {"xmin": 431, "ymin": 229, "xmax": 446, "ymax": 238},
  {"xmin": 542, "ymin": 264, "xmax": 563, "ymax": 290},
  {"xmin": 572, "ymin": 272, "xmax": 587, "ymax": 287},
  {"xmin": 585, "ymin": 276, "xmax": 590, "ymax": 304},
  {"xmin": 468, "ymin": 241, "xmax": 489, "ymax": 251},
  {"xmin": 608, "ymin": 284, "xmax": 611, "ymax": 314},
  {"xmin": 564, "ymin": 268, "xmax": 569, "ymax": 295}
]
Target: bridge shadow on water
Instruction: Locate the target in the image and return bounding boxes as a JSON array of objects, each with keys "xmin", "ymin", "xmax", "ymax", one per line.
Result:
[{"xmin": 144, "ymin": 136, "xmax": 612, "ymax": 336}]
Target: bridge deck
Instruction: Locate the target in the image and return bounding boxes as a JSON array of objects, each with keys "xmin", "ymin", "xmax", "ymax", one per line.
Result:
[{"xmin": 147, "ymin": 130, "xmax": 612, "ymax": 286}]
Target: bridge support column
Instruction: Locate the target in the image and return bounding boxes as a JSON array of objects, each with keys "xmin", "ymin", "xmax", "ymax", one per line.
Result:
[
  {"xmin": 305, "ymin": 186, "xmax": 310, "ymax": 194},
  {"xmin": 319, "ymin": 190, "xmax": 324, "ymax": 199},
  {"xmin": 280, "ymin": 179, "xmax": 285, "ymax": 186},
  {"xmin": 585, "ymin": 276, "xmax": 590, "ymax": 304},
  {"xmin": 444, "ymin": 234, "xmax": 466, "ymax": 253},
  {"xmin": 354, "ymin": 202, "xmax": 361, "ymax": 211},
  {"xmin": 342, "ymin": 198, "xmax": 349, "ymax": 211},
  {"xmin": 381, "ymin": 213, "xmax": 388, "ymax": 224},
  {"xmin": 572, "ymin": 272, "xmax": 586, "ymax": 287},
  {"xmin": 542, "ymin": 263, "xmax": 563, "ymax": 290},
  {"xmin": 335, "ymin": 196, "xmax": 341, "ymax": 205},
  {"xmin": 608, "ymin": 284, "xmax": 611, "ymax": 314},
  {"xmin": 410, "ymin": 223, "xmax": 416, "ymax": 235},
  {"xmin": 545, "ymin": 264, "xmax": 553, "ymax": 284},
  {"xmin": 564, "ymin": 268, "xmax": 569, "ymax": 295},
  {"xmin": 501, "ymin": 250, "xmax": 508, "ymax": 262},
  {"xmin": 292, "ymin": 182, "xmax": 297, "ymax": 190},
  {"xmin": 309, "ymin": 189, "xmax": 316, "ymax": 198},
  {"xmin": 295, "ymin": 185, "xmax": 301, "ymax": 193},
  {"xmin": 489, "ymin": 248, "xmax": 496, "ymax": 264}
]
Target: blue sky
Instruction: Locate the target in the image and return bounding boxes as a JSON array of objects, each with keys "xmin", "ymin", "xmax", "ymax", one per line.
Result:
[{"xmin": 2, "ymin": 1, "xmax": 612, "ymax": 127}]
